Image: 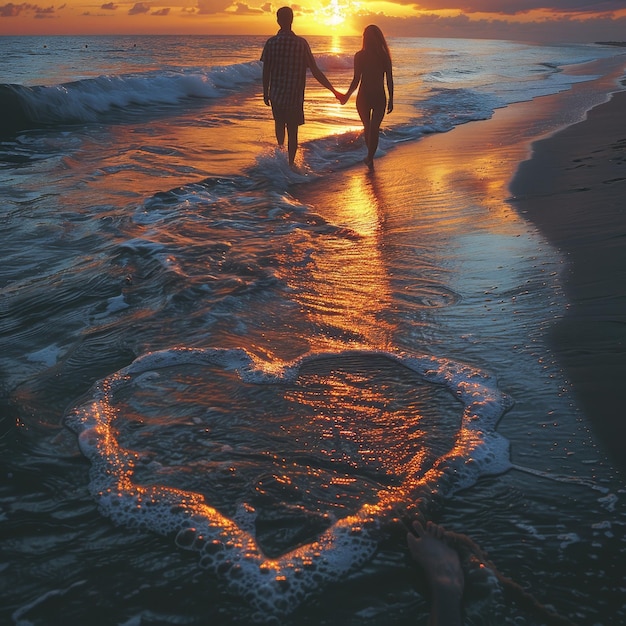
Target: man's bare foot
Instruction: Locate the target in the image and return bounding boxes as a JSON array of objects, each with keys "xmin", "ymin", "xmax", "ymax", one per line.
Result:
[
  {"xmin": 289, "ymin": 161, "xmax": 304, "ymax": 173},
  {"xmin": 407, "ymin": 520, "xmax": 464, "ymax": 625},
  {"xmin": 363, "ymin": 157, "xmax": 374, "ymax": 169}
]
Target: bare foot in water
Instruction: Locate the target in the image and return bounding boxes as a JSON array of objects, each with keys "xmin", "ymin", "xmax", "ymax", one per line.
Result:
[
  {"xmin": 363, "ymin": 157, "xmax": 374, "ymax": 170},
  {"xmin": 289, "ymin": 162, "xmax": 307, "ymax": 175},
  {"xmin": 407, "ymin": 520, "xmax": 465, "ymax": 626}
]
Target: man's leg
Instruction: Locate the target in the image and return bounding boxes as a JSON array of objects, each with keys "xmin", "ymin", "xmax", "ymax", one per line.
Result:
[
  {"xmin": 286, "ymin": 121, "xmax": 299, "ymax": 165},
  {"xmin": 274, "ymin": 118, "xmax": 286, "ymax": 147}
]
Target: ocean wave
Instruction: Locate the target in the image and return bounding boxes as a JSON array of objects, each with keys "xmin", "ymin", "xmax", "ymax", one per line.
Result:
[
  {"xmin": 0, "ymin": 51, "xmax": 358, "ymax": 138},
  {"xmin": 0, "ymin": 61, "xmax": 262, "ymax": 136}
]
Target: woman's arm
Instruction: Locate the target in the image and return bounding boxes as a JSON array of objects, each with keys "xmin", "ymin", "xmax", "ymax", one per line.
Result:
[
  {"xmin": 386, "ymin": 59, "xmax": 394, "ymax": 113},
  {"xmin": 340, "ymin": 53, "xmax": 363, "ymax": 105}
]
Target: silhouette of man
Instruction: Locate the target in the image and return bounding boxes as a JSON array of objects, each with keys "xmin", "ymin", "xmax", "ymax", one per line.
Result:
[{"xmin": 261, "ymin": 6, "xmax": 339, "ymax": 166}]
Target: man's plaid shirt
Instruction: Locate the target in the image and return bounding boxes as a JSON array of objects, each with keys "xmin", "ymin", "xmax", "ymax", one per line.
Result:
[{"xmin": 261, "ymin": 29, "xmax": 315, "ymax": 109}]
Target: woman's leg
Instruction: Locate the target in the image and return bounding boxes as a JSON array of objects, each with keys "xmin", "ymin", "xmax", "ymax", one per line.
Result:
[
  {"xmin": 357, "ymin": 93, "xmax": 386, "ymax": 166},
  {"xmin": 366, "ymin": 105, "xmax": 386, "ymax": 164},
  {"xmin": 356, "ymin": 98, "xmax": 372, "ymax": 155}
]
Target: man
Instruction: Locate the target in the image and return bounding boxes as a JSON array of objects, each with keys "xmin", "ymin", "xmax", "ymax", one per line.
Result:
[{"xmin": 261, "ymin": 6, "xmax": 339, "ymax": 167}]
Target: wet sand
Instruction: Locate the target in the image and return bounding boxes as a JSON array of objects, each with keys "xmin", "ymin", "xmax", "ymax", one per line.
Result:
[
  {"xmin": 407, "ymin": 87, "xmax": 626, "ymax": 470},
  {"xmin": 510, "ymin": 90, "xmax": 626, "ymax": 471}
]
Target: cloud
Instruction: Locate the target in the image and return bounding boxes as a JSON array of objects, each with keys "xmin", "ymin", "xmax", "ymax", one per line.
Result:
[
  {"xmin": 128, "ymin": 1, "xmax": 150, "ymax": 14},
  {"xmin": 33, "ymin": 3, "xmax": 54, "ymax": 17},
  {"xmin": 151, "ymin": 6, "xmax": 169, "ymax": 14},
  {"xmin": 233, "ymin": 2, "xmax": 263, "ymax": 13},
  {"xmin": 412, "ymin": 0, "xmax": 626, "ymax": 15},
  {"xmin": 100, "ymin": 2, "xmax": 117, "ymax": 8},
  {"xmin": 0, "ymin": 2, "xmax": 21, "ymax": 15},
  {"xmin": 196, "ymin": 0, "xmax": 232, "ymax": 14},
  {"xmin": 352, "ymin": 11, "xmax": 626, "ymax": 42},
  {"xmin": 0, "ymin": 2, "xmax": 42, "ymax": 16},
  {"xmin": 0, "ymin": 1, "xmax": 69, "ymax": 16}
]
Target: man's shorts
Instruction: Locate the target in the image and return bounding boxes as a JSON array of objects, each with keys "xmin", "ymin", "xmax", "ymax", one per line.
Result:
[{"xmin": 271, "ymin": 102, "xmax": 305, "ymax": 127}]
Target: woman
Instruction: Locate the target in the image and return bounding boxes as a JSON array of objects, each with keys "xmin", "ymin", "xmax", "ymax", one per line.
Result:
[{"xmin": 340, "ymin": 25, "xmax": 394, "ymax": 168}]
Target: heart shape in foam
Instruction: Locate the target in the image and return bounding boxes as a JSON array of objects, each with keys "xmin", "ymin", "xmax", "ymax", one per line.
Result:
[{"xmin": 64, "ymin": 347, "xmax": 511, "ymax": 621}]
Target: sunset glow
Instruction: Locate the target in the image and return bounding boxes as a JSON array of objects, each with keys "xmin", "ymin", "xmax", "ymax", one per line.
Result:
[
  {"xmin": 2, "ymin": 0, "xmax": 626, "ymax": 41},
  {"xmin": 320, "ymin": 0, "xmax": 351, "ymax": 28}
]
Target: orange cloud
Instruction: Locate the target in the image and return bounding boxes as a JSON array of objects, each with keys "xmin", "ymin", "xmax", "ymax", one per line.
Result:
[
  {"xmin": 413, "ymin": 0, "xmax": 626, "ymax": 12},
  {"xmin": 0, "ymin": 2, "xmax": 56, "ymax": 16},
  {"xmin": 353, "ymin": 10, "xmax": 626, "ymax": 42},
  {"xmin": 128, "ymin": 1, "xmax": 149, "ymax": 14},
  {"xmin": 196, "ymin": 0, "xmax": 232, "ymax": 14},
  {"xmin": 34, "ymin": 4, "xmax": 54, "ymax": 16},
  {"xmin": 233, "ymin": 2, "xmax": 263, "ymax": 13}
]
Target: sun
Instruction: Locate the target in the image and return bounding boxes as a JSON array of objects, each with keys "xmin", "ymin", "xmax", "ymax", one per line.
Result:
[
  {"xmin": 318, "ymin": 0, "xmax": 360, "ymax": 31},
  {"xmin": 325, "ymin": 0, "xmax": 345, "ymax": 26}
]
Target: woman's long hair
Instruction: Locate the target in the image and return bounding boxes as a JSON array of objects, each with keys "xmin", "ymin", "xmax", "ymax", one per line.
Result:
[{"xmin": 362, "ymin": 24, "xmax": 391, "ymax": 62}]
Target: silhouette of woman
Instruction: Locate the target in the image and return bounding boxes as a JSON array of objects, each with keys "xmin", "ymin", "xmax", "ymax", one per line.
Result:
[{"xmin": 340, "ymin": 25, "xmax": 394, "ymax": 168}]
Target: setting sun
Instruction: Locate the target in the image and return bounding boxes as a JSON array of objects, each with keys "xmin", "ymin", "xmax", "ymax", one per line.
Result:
[
  {"xmin": 322, "ymin": 0, "xmax": 349, "ymax": 27},
  {"xmin": 314, "ymin": 0, "xmax": 361, "ymax": 35},
  {"xmin": 324, "ymin": 1, "xmax": 345, "ymax": 27}
]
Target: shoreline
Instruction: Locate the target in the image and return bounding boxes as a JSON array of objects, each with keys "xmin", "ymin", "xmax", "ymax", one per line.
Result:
[
  {"xmin": 510, "ymin": 90, "xmax": 626, "ymax": 471},
  {"xmin": 297, "ymin": 77, "xmax": 626, "ymax": 472}
]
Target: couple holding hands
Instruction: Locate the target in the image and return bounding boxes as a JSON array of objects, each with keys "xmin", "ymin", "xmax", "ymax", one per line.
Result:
[{"xmin": 262, "ymin": 7, "xmax": 394, "ymax": 169}]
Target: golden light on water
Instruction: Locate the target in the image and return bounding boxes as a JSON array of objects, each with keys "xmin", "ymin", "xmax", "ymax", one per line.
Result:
[
  {"xmin": 329, "ymin": 34, "xmax": 344, "ymax": 55},
  {"xmin": 408, "ymin": 103, "xmax": 544, "ymax": 234},
  {"xmin": 284, "ymin": 169, "xmax": 395, "ymax": 352},
  {"xmin": 285, "ymin": 364, "xmax": 429, "ymax": 479},
  {"xmin": 330, "ymin": 172, "xmax": 384, "ymax": 238}
]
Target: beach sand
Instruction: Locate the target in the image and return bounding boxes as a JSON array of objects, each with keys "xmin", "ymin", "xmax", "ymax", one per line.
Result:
[
  {"xmin": 511, "ymin": 90, "xmax": 626, "ymax": 471},
  {"xmin": 298, "ymin": 83, "xmax": 626, "ymax": 473}
]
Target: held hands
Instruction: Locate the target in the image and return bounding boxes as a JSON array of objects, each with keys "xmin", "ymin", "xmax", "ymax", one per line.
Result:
[
  {"xmin": 328, "ymin": 85, "xmax": 350, "ymax": 106},
  {"xmin": 331, "ymin": 89, "xmax": 346, "ymax": 105},
  {"xmin": 334, "ymin": 91, "xmax": 349, "ymax": 106},
  {"xmin": 334, "ymin": 91, "xmax": 392, "ymax": 110}
]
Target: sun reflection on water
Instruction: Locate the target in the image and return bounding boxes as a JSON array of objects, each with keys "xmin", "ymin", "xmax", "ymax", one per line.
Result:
[{"xmin": 284, "ymin": 170, "xmax": 395, "ymax": 352}]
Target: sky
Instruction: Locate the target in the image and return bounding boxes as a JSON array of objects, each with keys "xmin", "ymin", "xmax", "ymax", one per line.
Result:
[{"xmin": 1, "ymin": 0, "xmax": 626, "ymax": 42}]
